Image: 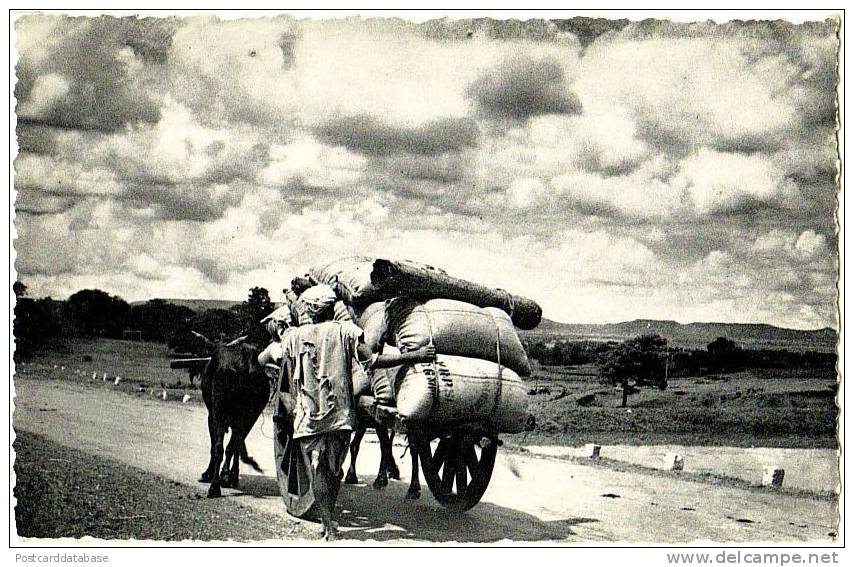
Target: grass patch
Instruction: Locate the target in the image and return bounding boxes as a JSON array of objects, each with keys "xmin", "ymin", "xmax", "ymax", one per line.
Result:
[
  {"xmin": 14, "ymin": 338, "xmax": 840, "ymax": 449},
  {"xmin": 13, "ymin": 431, "xmax": 313, "ymax": 541}
]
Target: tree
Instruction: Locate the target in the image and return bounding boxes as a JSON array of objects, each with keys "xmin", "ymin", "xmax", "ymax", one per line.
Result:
[
  {"xmin": 706, "ymin": 336, "xmax": 743, "ymax": 371},
  {"xmin": 187, "ymin": 308, "xmax": 242, "ymax": 344},
  {"xmin": 232, "ymin": 287, "xmax": 274, "ymax": 344},
  {"xmin": 65, "ymin": 289, "xmax": 131, "ymax": 338},
  {"xmin": 13, "ymin": 281, "xmax": 27, "ymax": 298},
  {"xmin": 596, "ymin": 333, "xmax": 669, "ymax": 407},
  {"xmin": 129, "ymin": 300, "xmax": 196, "ymax": 343}
]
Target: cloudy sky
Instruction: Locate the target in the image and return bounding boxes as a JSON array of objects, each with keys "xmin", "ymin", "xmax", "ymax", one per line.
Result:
[{"xmin": 12, "ymin": 14, "xmax": 839, "ymax": 329}]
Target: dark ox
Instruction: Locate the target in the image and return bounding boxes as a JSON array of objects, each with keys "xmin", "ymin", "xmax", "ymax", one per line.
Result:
[
  {"xmin": 346, "ymin": 410, "xmax": 421, "ymax": 500},
  {"xmin": 195, "ymin": 333, "xmax": 270, "ymax": 498}
]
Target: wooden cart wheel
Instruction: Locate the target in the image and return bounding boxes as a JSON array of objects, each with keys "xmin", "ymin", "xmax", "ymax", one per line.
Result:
[
  {"xmin": 273, "ymin": 398, "xmax": 315, "ymax": 518},
  {"xmin": 413, "ymin": 433, "xmax": 498, "ymax": 511}
]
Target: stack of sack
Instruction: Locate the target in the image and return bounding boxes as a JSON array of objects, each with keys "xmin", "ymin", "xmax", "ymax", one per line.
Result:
[{"xmin": 293, "ymin": 257, "xmax": 542, "ymax": 434}]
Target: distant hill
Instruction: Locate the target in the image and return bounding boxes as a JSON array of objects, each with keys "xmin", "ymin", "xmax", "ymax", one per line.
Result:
[
  {"xmin": 522, "ymin": 318, "xmax": 838, "ymax": 353},
  {"xmin": 130, "ymin": 298, "xmax": 240, "ymax": 312},
  {"xmin": 133, "ymin": 299, "xmax": 837, "ymax": 353}
]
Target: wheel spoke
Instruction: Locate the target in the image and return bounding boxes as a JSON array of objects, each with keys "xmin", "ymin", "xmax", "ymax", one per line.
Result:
[
  {"xmin": 276, "ymin": 439, "xmax": 286, "ymax": 470},
  {"xmin": 455, "ymin": 454, "xmax": 468, "ymax": 494},
  {"xmin": 440, "ymin": 451, "xmax": 455, "ymax": 495},
  {"xmin": 465, "ymin": 445, "xmax": 479, "ymax": 477},
  {"xmin": 433, "ymin": 439, "xmax": 448, "ymax": 468}
]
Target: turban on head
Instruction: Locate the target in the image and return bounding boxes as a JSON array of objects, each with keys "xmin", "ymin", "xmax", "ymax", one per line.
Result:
[{"xmin": 296, "ymin": 284, "xmax": 337, "ymax": 323}]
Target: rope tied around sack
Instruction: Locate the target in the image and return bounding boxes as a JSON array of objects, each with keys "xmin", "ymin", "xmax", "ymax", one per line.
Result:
[
  {"xmin": 496, "ymin": 288, "xmax": 515, "ymax": 319},
  {"xmin": 420, "ymin": 301, "xmax": 440, "ymax": 406},
  {"xmin": 487, "ymin": 309, "xmax": 504, "ymax": 425}
]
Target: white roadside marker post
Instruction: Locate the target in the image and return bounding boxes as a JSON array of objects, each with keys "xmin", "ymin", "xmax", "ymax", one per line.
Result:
[
  {"xmin": 762, "ymin": 466, "xmax": 785, "ymax": 488},
  {"xmin": 666, "ymin": 453, "xmax": 685, "ymax": 471},
  {"xmin": 584, "ymin": 443, "xmax": 601, "ymax": 460}
]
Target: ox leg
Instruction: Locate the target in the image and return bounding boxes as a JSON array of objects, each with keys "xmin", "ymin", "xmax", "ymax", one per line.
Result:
[
  {"xmin": 386, "ymin": 430, "xmax": 400, "ymax": 480},
  {"xmin": 372, "ymin": 426, "xmax": 391, "ymax": 490},
  {"xmin": 207, "ymin": 425, "xmax": 226, "ymax": 498},
  {"xmin": 219, "ymin": 433, "xmax": 238, "ymax": 488},
  {"xmin": 224, "ymin": 423, "xmax": 255, "ymax": 489},
  {"xmin": 199, "ymin": 413, "xmax": 216, "ymax": 483},
  {"xmin": 344, "ymin": 425, "xmax": 365, "ymax": 485},
  {"xmin": 405, "ymin": 437, "xmax": 421, "ymax": 500}
]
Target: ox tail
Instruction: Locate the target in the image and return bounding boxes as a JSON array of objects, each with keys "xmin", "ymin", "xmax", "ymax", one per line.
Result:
[{"xmin": 239, "ymin": 442, "xmax": 264, "ymax": 473}]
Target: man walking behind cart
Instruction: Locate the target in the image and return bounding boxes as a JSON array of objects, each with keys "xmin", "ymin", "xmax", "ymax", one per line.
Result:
[{"xmin": 275, "ymin": 284, "xmax": 359, "ymax": 541}]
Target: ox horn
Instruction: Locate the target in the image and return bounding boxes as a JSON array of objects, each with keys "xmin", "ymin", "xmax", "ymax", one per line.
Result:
[
  {"xmin": 226, "ymin": 335, "xmax": 249, "ymax": 347},
  {"xmin": 191, "ymin": 330, "xmax": 216, "ymax": 349}
]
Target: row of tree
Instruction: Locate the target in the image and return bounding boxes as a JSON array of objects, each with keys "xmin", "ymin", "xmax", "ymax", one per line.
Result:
[
  {"xmin": 12, "ymin": 282, "xmax": 276, "ymax": 359},
  {"xmin": 523, "ymin": 335, "xmax": 836, "ymax": 374},
  {"xmin": 524, "ymin": 334, "xmax": 836, "ymax": 407}
]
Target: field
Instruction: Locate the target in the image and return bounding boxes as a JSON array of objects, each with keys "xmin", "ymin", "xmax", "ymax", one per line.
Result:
[
  {"xmin": 13, "ymin": 337, "xmax": 839, "ymax": 450},
  {"xmin": 14, "ymin": 337, "xmax": 202, "ymax": 402},
  {"xmin": 507, "ymin": 363, "xmax": 838, "ymax": 449}
]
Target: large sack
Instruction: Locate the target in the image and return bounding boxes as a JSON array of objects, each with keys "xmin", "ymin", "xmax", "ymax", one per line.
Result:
[
  {"xmin": 306, "ymin": 256, "xmax": 542, "ymax": 329},
  {"xmin": 359, "ymin": 298, "xmax": 531, "ymax": 376},
  {"xmin": 394, "ymin": 355, "xmax": 528, "ymax": 433}
]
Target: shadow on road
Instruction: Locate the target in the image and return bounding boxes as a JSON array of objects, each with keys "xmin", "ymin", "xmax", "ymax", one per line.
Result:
[
  {"xmin": 232, "ymin": 474, "xmax": 281, "ymax": 498},
  {"xmin": 335, "ymin": 478, "xmax": 597, "ymax": 543},
  {"xmin": 223, "ymin": 473, "xmax": 596, "ymax": 542}
]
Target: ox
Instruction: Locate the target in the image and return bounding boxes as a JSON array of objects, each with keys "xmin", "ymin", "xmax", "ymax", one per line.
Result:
[
  {"xmin": 345, "ymin": 420, "xmax": 422, "ymax": 500},
  {"xmin": 344, "ymin": 415, "xmax": 400, "ymax": 490},
  {"xmin": 194, "ymin": 332, "xmax": 271, "ymax": 498}
]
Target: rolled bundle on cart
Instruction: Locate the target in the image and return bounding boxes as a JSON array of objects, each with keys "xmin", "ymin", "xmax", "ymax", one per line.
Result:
[{"xmin": 301, "ymin": 256, "xmax": 542, "ymax": 330}]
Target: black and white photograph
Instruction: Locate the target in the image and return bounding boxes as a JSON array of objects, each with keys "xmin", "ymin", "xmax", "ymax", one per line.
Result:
[{"xmin": 8, "ymin": 8, "xmax": 843, "ymax": 547}]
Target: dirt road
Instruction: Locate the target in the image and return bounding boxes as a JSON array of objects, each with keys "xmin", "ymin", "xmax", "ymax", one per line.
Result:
[{"xmin": 12, "ymin": 378, "xmax": 837, "ymax": 543}]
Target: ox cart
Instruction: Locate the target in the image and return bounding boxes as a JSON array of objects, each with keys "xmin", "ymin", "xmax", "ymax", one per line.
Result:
[
  {"xmin": 170, "ymin": 355, "xmax": 502, "ymax": 514},
  {"xmin": 175, "ymin": 257, "xmax": 540, "ymax": 517},
  {"xmin": 272, "ymin": 391, "xmax": 501, "ymax": 516}
]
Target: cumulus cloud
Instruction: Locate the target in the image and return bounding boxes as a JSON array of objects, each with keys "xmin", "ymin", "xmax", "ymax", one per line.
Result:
[
  {"xmin": 753, "ymin": 228, "xmax": 830, "ymax": 262},
  {"xmin": 527, "ymin": 110, "xmax": 650, "ymax": 176},
  {"xmin": 15, "ymin": 15, "xmax": 174, "ymax": 131},
  {"xmin": 313, "ymin": 115, "xmax": 480, "ymax": 157},
  {"xmin": 466, "ymin": 55, "xmax": 583, "ymax": 120},
  {"xmin": 576, "ymin": 33, "xmax": 815, "ymax": 154},
  {"xmin": 259, "ymin": 135, "xmax": 366, "ymax": 189},
  {"xmin": 795, "ymin": 229, "xmax": 828, "ymax": 259},
  {"xmin": 167, "ymin": 16, "xmax": 300, "ymax": 132},
  {"xmin": 11, "ymin": 15, "xmax": 840, "ymax": 330},
  {"xmin": 674, "ymin": 149, "xmax": 802, "ymax": 215}
]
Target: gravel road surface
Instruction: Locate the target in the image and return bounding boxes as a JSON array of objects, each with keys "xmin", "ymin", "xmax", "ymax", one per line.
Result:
[{"xmin": 12, "ymin": 379, "xmax": 838, "ymax": 543}]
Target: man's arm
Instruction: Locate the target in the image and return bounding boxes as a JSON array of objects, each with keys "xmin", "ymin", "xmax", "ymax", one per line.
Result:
[{"xmin": 370, "ymin": 345, "xmax": 437, "ymax": 369}]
